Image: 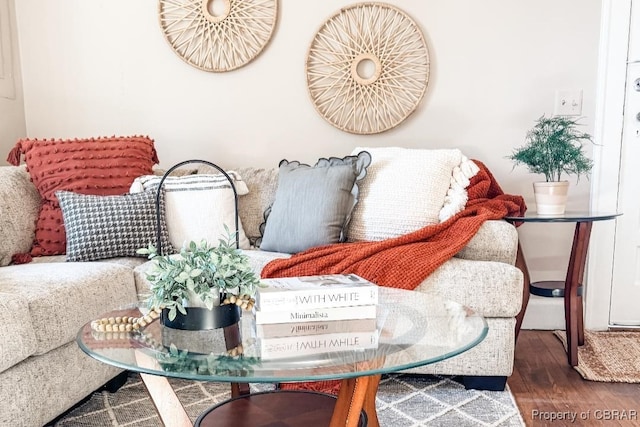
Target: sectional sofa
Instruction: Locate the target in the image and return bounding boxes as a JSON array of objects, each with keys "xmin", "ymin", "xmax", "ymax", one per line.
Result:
[{"xmin": 0, "ymin": 149, "xmax": 525, "ymax": 427}]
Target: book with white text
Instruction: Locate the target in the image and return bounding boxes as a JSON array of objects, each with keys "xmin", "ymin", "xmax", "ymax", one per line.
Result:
[
  {"xmin": 256, "ymin": 274, "xmax": 378, "ymax": 312},
  {"xmin": 255, "ymin": 317, "xmax": 378, "ymax": 338},
  {"xmin": 254, "ymin": 304, "xmax": 377, "ymax": 325},
  {"xmin": 257, "ymin": 329, "xmax": 379, "ymax": 360}
]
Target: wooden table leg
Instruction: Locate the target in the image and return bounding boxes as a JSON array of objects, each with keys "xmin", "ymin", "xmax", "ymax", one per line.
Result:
[
  {"xmin": 577, "ymin": 294, "xmax": 585, "ymax": 346},
  {"xmin": 140, "ymin": 372, "xmax": 193, "ymax": 427},
  {"xmin": 330, "ymin": 374, "xmax": 381, "ymax": 427},
  {"xmin": 564, "ymin": 221, "xmax": 593, "ymax": 366},
  {"xmin": 362, "ymin": 374, "xmax": 381, "ymax": 427},
  {"xmin": 135, "ymin": 351, "xmax": 193, "ymax": 427},
  {"xmin": 223, "ymin": 323, "xmax": 250, "ymax": 397}
]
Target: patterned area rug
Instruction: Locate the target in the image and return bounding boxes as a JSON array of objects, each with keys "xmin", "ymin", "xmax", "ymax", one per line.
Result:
[
  {"xmin": 554, "ymin": 330, "xmax": 640, "ymax": 383},
  {"xmin": 51, "ymin": 373, "xmax": 524, "ymax": 426}
]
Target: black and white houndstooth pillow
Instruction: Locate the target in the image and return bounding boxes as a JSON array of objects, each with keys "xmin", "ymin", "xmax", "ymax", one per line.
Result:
[{"xmin": 57, "ymin": 189, "xmax": 173, "ymax": 262}]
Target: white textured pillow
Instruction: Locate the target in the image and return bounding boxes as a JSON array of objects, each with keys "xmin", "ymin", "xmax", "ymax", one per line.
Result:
[
  {"xmin": 347, "ymin": 147, "xmax": 469, "ymax": 242},
  {"xmin": 130, "ymin": 173, "xmax": 251, "ymax": 250}
]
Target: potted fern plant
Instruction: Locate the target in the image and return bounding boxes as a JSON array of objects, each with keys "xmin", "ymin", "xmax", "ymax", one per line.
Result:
[
  {"xmin": 138, "ymin": 229, "xmax": 260, "ymax": 330},
  {"xmin": 507, "ymin": 115, "xmax": 594, "ymax": 214}
]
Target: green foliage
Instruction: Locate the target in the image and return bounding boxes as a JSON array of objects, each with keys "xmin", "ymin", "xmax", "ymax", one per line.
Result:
[
  {"xmin": 507, "ymin": 115, "xmax": 594, "ymax": 182},
  {"xmin": 158, "ymin": 343, "xmax": 260, "ymax": 376},
  {"xmin": 137, "ymin": 227, "xmax": 260, "ymax": 320}
]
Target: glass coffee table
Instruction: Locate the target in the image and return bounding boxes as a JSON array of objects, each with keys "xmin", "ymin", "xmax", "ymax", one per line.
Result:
[{"xmin": 78, "ymin": 287, "xmax": 487, "ymax": 427}]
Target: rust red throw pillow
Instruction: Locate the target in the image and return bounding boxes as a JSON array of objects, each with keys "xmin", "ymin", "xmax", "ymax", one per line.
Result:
[{"xmin": 7, "ymin": 135, "xmax": 159, "ymax": 257}]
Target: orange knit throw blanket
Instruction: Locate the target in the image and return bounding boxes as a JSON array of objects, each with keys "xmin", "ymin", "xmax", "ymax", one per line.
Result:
[{"xmin": 261, "ymin": 160, "xmax": 526, "ymax": 289}]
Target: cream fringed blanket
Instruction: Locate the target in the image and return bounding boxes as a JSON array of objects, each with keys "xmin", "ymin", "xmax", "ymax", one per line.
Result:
[{"xmin": 261, "ymin": 160, "xmax": 527, "ymax": 289}]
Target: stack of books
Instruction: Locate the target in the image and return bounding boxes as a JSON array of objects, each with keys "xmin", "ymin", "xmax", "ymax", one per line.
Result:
[{"xmin": 254, "ymin": 274, "xmax": 380, "ymax": 359}]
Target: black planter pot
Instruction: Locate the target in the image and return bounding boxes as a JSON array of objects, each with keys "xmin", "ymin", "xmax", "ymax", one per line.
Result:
[{"xmin": 161, "ymin": 304, "xmax": 241, "ymax": 330}]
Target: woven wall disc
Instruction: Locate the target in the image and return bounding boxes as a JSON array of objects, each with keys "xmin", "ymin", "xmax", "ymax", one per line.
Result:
[
  {"xmin": 306, "ymin": 3, "xmax": 429, "ymax": 134},
  {"xmin": 158, "ymin": 0, "xmax": 278, "ymax": 72}
]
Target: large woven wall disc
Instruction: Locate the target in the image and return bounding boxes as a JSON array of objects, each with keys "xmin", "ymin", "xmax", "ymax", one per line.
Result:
[
  {"xmin": 306, "ymin": 3, "xmax": 429, "ymax": 134},
  {"xmin": 158, "ymin": 0, "xmax": 278, "ymax": 72}
]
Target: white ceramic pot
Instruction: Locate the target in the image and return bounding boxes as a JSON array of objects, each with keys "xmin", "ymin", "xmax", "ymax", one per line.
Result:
[{"xmin": 533, "ymin": 181, "xmax": 569, "ymax": 215}]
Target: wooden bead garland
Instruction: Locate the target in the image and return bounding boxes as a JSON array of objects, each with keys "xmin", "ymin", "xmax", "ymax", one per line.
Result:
[
  {"xmin": 222, "ymin": 294, "xmax": 255, "ymax": 311},
  {"xmin": 90, "ymin": 305, "xmax": 246, "ymax": 357},
  {"xmin": 90, "ymin": 307, "xmax": 162, "ymax": 333},
  {"xmin": 90, "ymin": 296, "xmax": 255, "ymax": 333}
]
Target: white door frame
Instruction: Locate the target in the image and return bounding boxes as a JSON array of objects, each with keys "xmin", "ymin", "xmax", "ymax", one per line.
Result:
[{"xmin": 585, "ymin": 0, "xmax": 631, "ymax": 330}]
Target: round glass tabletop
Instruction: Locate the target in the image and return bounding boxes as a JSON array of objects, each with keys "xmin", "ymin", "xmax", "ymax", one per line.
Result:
[
  {"xmin": 77, "ymin": 287, "xmax": 487, "ymax": 383},
  {"xmin": 504, "ymin": 211, "xmax": 620, "ymax": 223}
]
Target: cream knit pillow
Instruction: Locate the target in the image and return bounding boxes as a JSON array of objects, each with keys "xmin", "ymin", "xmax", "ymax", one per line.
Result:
[{"xmin": 346, "ymin": 147, "xmax": 470, "ymax": 242}]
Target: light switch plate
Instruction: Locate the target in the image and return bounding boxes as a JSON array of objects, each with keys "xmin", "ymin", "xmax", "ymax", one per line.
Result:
[{"xmin": 554, "ymin": 90, "xmax": 583, "ymax": 116}]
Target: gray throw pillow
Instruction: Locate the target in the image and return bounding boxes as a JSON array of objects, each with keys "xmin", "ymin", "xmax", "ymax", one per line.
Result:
[
  {"xmin": 57, "ymin": 189, "xmax": 173, "ymax": 262},
  {"xmin": 259, "ymin": 151, "xmax": 371, "ymax": 254}
]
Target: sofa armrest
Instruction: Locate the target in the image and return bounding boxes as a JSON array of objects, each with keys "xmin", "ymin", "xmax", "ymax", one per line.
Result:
[{"xmin": 455, "ymin": 220, "xmax": 518, "ymax": 265}]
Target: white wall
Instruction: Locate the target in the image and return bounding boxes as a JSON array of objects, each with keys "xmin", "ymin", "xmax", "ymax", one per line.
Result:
[
  {"xmin": 0, "ymin": 0, "xmax": 25, "ymax": 155},
  {"xmin": 13, "ymin": 0, "xmax": 603, "ymax": 324}
]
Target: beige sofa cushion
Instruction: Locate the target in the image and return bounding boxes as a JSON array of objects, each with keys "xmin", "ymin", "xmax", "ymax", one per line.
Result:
[
  {"xmin": 0, "ymin": 293, "xmax": 38, "ymax": 373},
  {"xmin": 409, "ymin": 318, "xmax": 516, "ymax": 377},
  {"xmin": 30, "ymin": 255, "xmax": 147, "ymax": 269},
  {"xmin": 0, "ymin": 262, "xmax": 138, "ymax": 355},
  {"xmin": 0, "ymin": 166, "xmax": 41, "ymax": 266},
  {"xmin": 0, "ymin": 340, "xmax": 123, "ymax": 427},
  {"xmin": 416, "ymin": 257, "xmax": 523, "ymax": 317}
]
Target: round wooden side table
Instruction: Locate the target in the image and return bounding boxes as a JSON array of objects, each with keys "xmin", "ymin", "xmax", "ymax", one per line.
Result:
[{"xmin": 505, "ymin": 211, "xmax": 621, "ymax": 367}]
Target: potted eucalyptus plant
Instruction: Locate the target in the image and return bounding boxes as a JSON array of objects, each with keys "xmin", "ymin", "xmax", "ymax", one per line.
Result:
[
  {"xmin": 507, "ymin": 115, "xmax": 594, "ymax": 214},
  {"xmin": 138, "ymin": 229, "xmax": 260, "ymax": 330}
]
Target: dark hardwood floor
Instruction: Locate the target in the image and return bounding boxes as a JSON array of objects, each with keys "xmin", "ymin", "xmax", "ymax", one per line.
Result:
[{"xmin": 509, "ymin": 330, "xmax": 640, "ymax": 427}]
